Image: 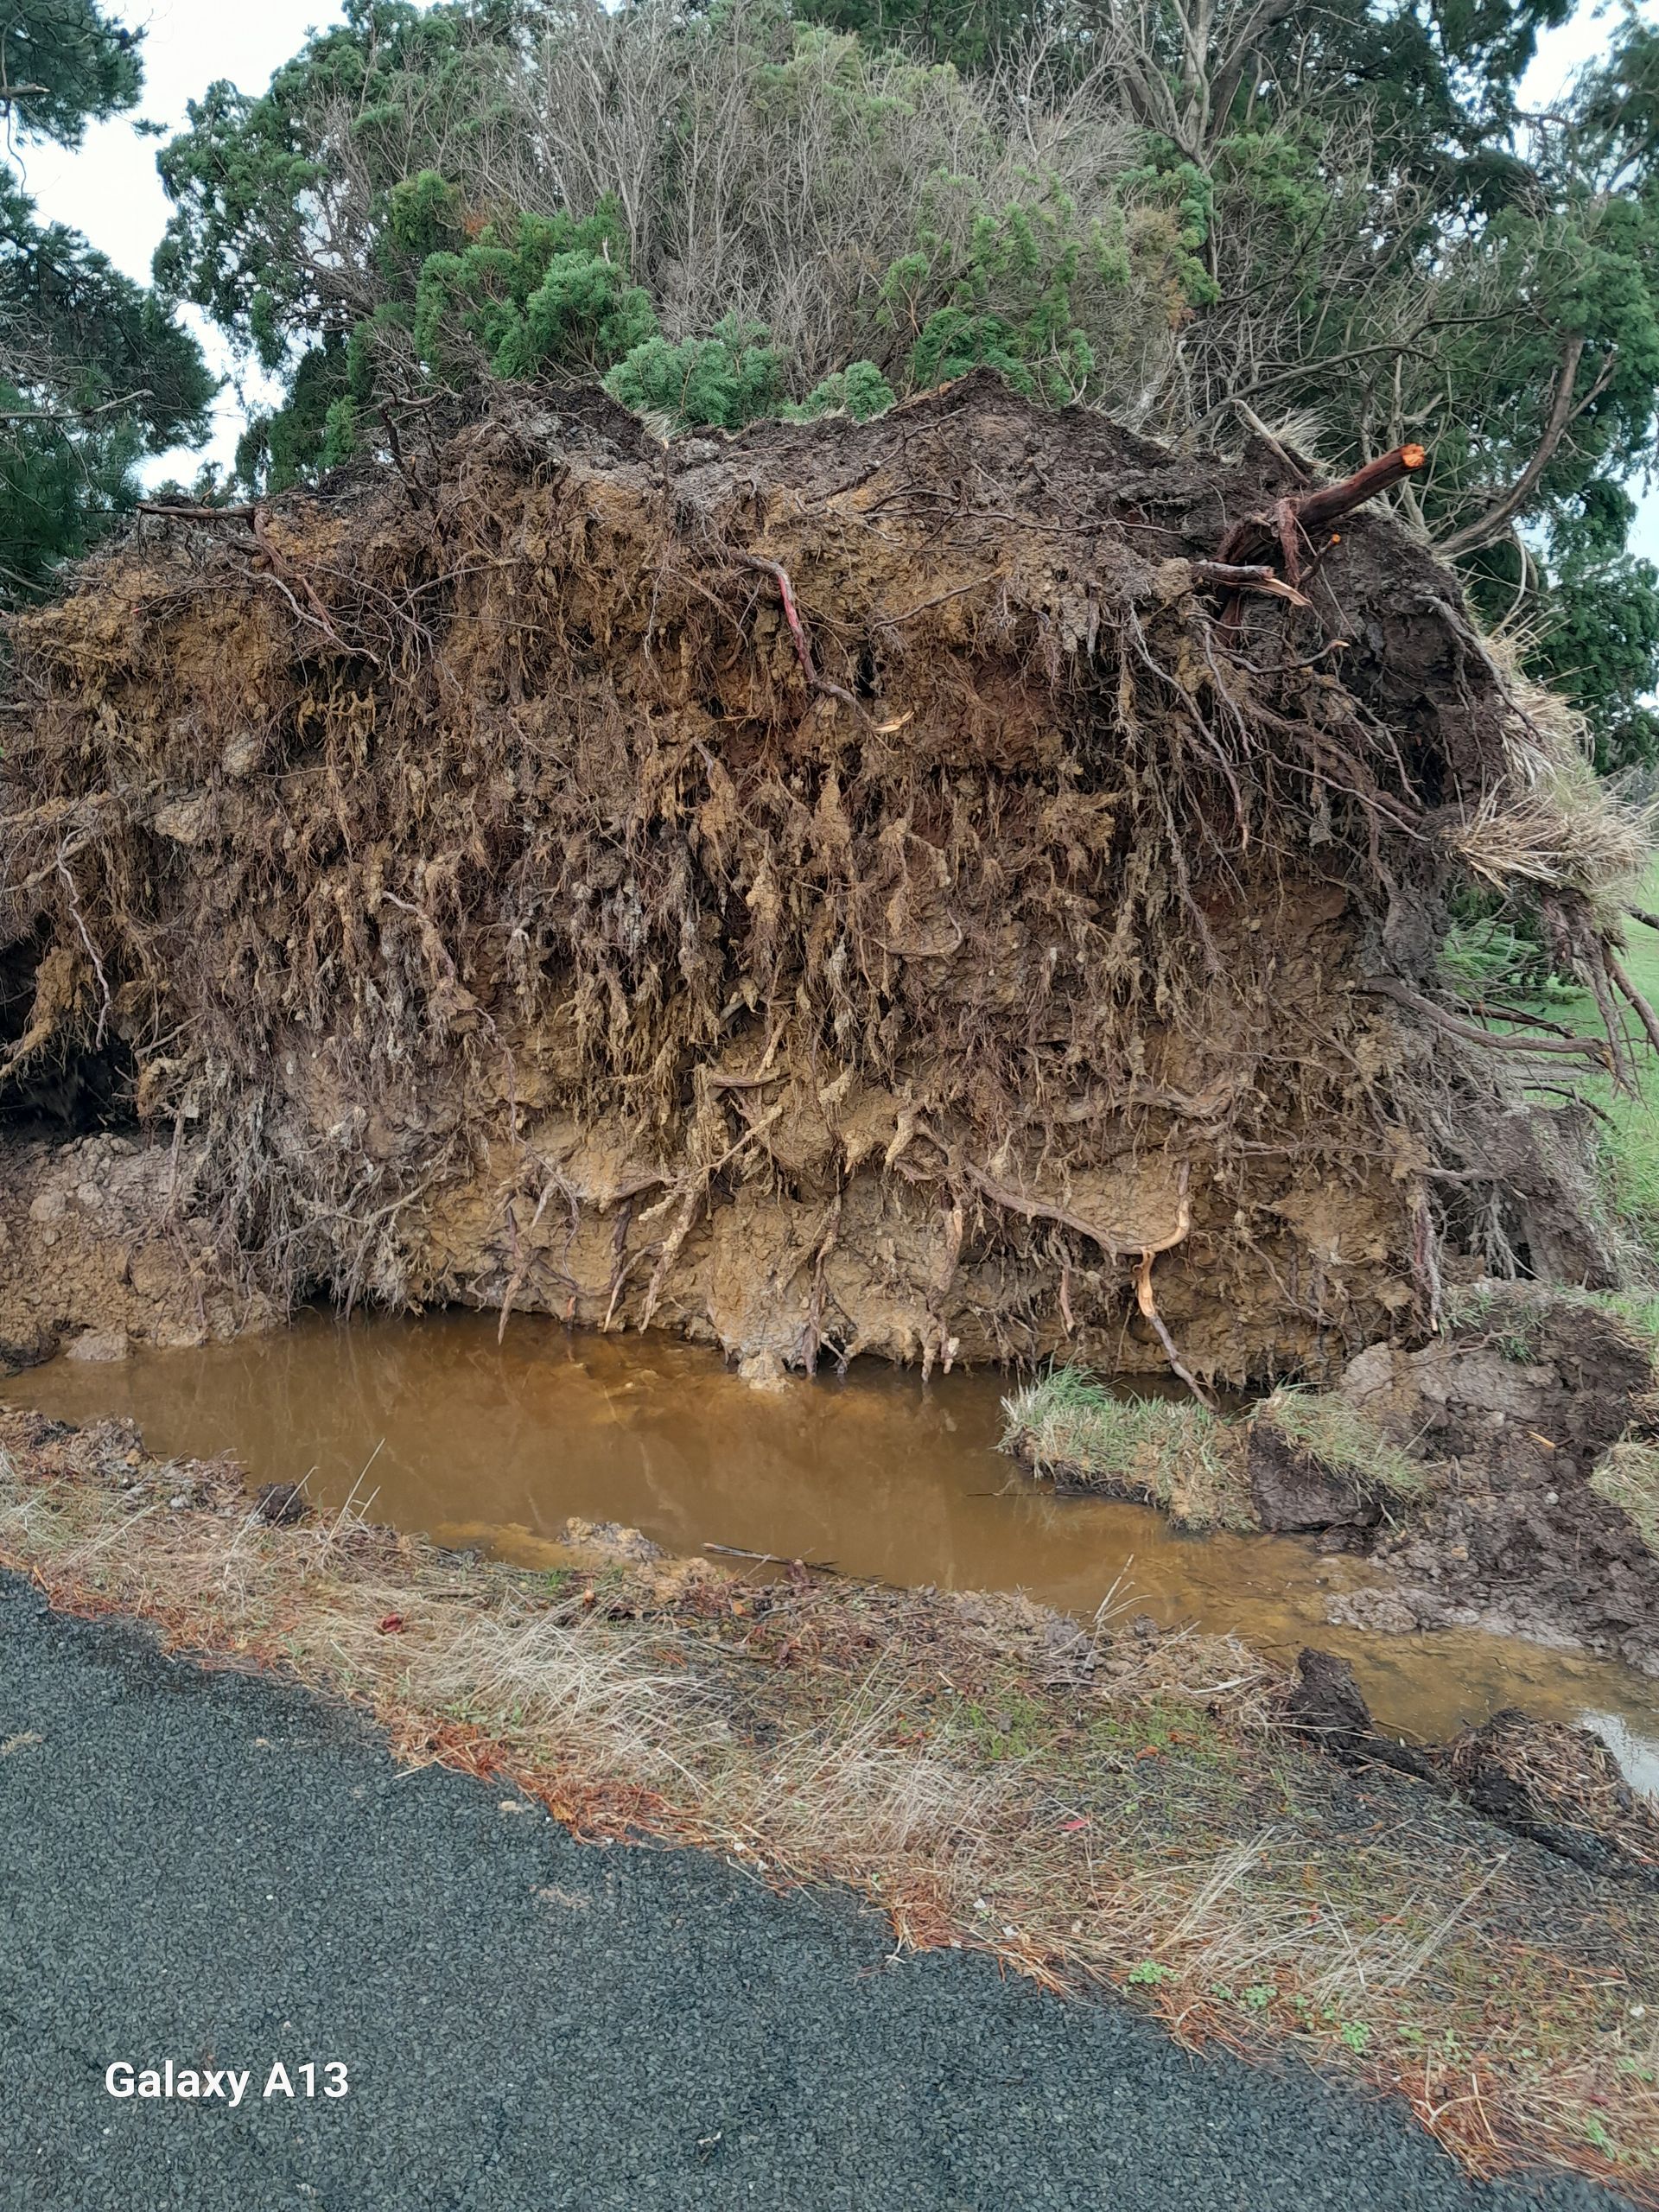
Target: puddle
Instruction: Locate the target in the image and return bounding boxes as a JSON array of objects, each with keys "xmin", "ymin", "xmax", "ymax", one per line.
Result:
[{"xmin": 8, "ymin": 1308, "xmax": 1657, "ymax": 1793}]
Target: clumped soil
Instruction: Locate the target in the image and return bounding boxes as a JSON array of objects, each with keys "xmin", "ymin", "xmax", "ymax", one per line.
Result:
[
  {"xmin": 1285, "ymin": 1645, "xmax": 1659, "ymax": 1882},
  {"xmin": 0, "ymin": 374, "xmax": 1628, "ymax": 1380},
  {"xmin": 1334, "ymin": 1289, "xmax": 1659, "ymax": 1672},
  {"xmin": 0, "ymin": 1125, "xmax": 275, "ymax": 1370}
]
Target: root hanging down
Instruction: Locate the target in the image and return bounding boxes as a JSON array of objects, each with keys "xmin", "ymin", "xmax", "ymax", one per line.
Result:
[
  {"xmin": 1129, "ymin": 1167, "xmax": 1210, "ymax": 1404},
  {"xmin": 0, "ymin": 373, "xmax": 1647, "ymax": 1381}
]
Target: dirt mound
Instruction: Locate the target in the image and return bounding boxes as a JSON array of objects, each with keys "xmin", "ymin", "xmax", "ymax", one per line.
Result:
[
  {"xmin": 0, "ymin": 374, "xmax": 1634, "ymax": 1378},
  {"xmin": 0, "ymin": 1126, "xmax": 273, "ymax": 1370},
  {"xmin": 1338, "ymin": 1287, "xmax": 1659, "ymax": 1669}
]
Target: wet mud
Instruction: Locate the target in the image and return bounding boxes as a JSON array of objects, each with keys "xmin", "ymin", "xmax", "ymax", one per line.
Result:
[{"xmin": 7, "ymin": 1308, "xmax": 1656, "ymax": 1789}]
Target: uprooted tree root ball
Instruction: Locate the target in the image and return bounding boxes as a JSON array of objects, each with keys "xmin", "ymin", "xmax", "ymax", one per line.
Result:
[{"xmin": 1, "ymin": 375, "xmax": 1651, "ymax": 1379}]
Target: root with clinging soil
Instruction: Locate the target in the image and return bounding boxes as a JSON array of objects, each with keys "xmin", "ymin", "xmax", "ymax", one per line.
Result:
[{"xmin": 0, "ymin": 373, "xmax": 1650, "ymax": 1379}]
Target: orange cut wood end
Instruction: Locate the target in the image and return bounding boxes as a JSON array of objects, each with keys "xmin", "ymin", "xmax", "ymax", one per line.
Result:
[{"xmin": 1402, "ymin": 443, "xmax": 1427, "ymax": 470}]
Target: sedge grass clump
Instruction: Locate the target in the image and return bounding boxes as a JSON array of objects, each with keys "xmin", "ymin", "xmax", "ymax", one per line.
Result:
[
  {"xmin": 1255, "ymin": 1387, "xmax": 1428, "ymax": 1504},
  {"xmin": 1591, "ymin": 1438, "xmax": 1659, "ymax": 1555},
  {"xmin": 1001, "ymin": 1367, "xmax": 1250, "ymax": 1530}
]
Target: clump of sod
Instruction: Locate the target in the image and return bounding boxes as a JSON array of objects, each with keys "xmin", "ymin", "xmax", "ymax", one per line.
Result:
[
  {"xmin": 1592, "ymin": 1438, "xmax": 1659, "ymax": 1554},
  {"xmin": 1253, "ymin": 1386, "xmax": 1428, "ymax": 1504},
  {"xmin": 1000, "ymin": 1367, "xmax": 1252, "ymax": 1530}
]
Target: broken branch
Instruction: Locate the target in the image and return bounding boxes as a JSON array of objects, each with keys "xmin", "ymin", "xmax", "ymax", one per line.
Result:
[
  {"xmin": 1437, "ymin": 337, "xmax": 1612, "ymax": 559},
  {"xmin": 137, "ymin": 500, "xmax": 257, "ymax": 521},
  {"xmin": 1214, "ymin": 444, "xmax": 1427, "ymax": 578},
  {"xmin": 1605, "ymin": 947, "xmax": 1659, "ymax": 1063},
  {"xmin": 1293, "ymin": 445, "xmax": 1427, "ymax": 537}
]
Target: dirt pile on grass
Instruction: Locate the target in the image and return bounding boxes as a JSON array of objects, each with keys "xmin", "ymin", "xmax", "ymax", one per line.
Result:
[
  {"xmin": 0, "ymin": 374, "xmax": 1643, "ymax": 1379},
  {"xmin": 1005, "ymin": 1286, "xmax": 1659, "ymax": 1666}
]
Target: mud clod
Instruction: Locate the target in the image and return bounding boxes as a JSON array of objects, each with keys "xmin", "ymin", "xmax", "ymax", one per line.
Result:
[
  {"xmin": 254, "ymin": 1482, "xmax": 309, "ymax": 1527},
  {"xmin": 1246, "ymin": 1421, "xmax": 1382, "ymax": 1537}
]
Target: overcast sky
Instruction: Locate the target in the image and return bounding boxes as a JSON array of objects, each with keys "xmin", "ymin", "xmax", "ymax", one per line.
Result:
[{"xmin": 14, "ymin": 0, "xmax": 1659, "ymax": 556}]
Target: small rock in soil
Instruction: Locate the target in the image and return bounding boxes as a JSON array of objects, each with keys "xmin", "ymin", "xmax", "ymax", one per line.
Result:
[{"xmin": 63, "ymin": 1328, "xmax": 130, "ymax": 1363}]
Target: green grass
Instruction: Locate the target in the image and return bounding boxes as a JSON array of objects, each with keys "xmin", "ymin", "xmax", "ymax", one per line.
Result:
[
  {"xmin": 1447, "ymin": 861, "xmax": 1659, "ymax": 1273},
  {"xmin": 1000, "ymin": 1367, "xmax": 1252, "ymax": 1529},
  {"xmin": 1548, "ymin": 861, "xmax": 1659, "ymax": 1268},
  {"xmin": 1255, "ymin": 1386, "xmax": 1428, "ymax": 1502},
  {"xmin": 1004, "ymin": 1368, "xmax": 1440, "ymax": 1526}
]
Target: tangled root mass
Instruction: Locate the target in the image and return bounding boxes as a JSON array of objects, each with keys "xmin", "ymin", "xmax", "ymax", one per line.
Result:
[{"xmin": 0, "ymin": 375, "xmax": 1627, "ymax": 1381}]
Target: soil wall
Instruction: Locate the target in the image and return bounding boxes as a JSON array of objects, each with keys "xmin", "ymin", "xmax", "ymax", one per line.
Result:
[{"xmin": 0, "ymin": 375, "xmax": 1619, "ymax": 1379}]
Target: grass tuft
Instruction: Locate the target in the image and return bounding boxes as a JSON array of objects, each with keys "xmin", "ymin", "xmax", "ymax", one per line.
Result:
[
  {"xmin": 1255, "ymin": 1387, "xmax": 1428, "ymax": 1502},
  {"xmin": 1591, "ymin": 1438, "xmax": 1659, "ymax": 1556},
  {"xmin": 1441, "ymin": 1281, "xmax": 1659, "ymax": 1367},
  {"xmin": 1000, "ymin": 1368, "xmax": 1251, "ymax": 1530}
]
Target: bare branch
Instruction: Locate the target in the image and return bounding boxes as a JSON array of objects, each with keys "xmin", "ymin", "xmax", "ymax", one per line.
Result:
[{"xmin": 1437, "ymin": 335, "xmax": 1609, "ymax": 559}]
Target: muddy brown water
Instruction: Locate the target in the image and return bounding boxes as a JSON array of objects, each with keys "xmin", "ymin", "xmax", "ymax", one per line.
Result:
[{"xmin": 8, "ymin": 1309, "xmax": 1657, "ymax": 1794}]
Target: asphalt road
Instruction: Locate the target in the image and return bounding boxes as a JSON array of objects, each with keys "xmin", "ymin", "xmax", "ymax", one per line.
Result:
[{"xmin": 0, "ymin": 1574, "xmax": 1632, "ymax": 2212}]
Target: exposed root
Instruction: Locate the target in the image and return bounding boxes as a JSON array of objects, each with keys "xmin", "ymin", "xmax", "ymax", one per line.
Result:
[
  {"xmin": 0, "ymin": 375, "xmax": 1642, "ymax": 1375},
  {"xmin": 728, "ymin": 550, "xmax": 861, "ymax": 715}
]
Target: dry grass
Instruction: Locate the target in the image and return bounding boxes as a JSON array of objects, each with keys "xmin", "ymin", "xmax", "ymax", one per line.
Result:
[
  {"xmin": 2, "ymin": 1407, "xmax": 1656, "ymax": 2195},
  {"xmin": 1454, "ymin": 777, "xmax": 1657, "ymax": 906},
  {"xmin": 1592, "ymin": 1439, "xmax": 1659, "ymax": 1557},
  {"xmin": 1449, "ymin": 654, "xmax": 1656, "ymax": 917}
]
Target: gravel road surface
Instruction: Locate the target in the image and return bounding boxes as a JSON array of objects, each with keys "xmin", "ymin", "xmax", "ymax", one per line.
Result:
[{"xmin": 0, "ymin": 1575, "xmax": 1631, "ymax": 2212}]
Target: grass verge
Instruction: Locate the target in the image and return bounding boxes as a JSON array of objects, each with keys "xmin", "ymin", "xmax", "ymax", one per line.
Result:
[{"xmin": 2, "ymin": 1405, "xmax": 1656, "ymax": 2197}]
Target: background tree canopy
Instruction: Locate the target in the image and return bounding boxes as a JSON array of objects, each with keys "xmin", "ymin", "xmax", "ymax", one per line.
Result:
[
  {"xmin": 0, "ymin": 2, "xmax": 214, "ymax": 606},
  {"xmin": 15, "ymin": 0, "xmax": 1659, "ymax": 766}
]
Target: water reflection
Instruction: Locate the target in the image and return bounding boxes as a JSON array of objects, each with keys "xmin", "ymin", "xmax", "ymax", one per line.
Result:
[{"xmin": 9, "ymin": 1308, "xmax": 1656, "ymax": 1792}]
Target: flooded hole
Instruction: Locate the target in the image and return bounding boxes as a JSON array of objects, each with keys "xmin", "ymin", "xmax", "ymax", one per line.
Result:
[{"xmin": 7, "ymin": 1306, "xmax": 1657, "ymax": 1793}]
